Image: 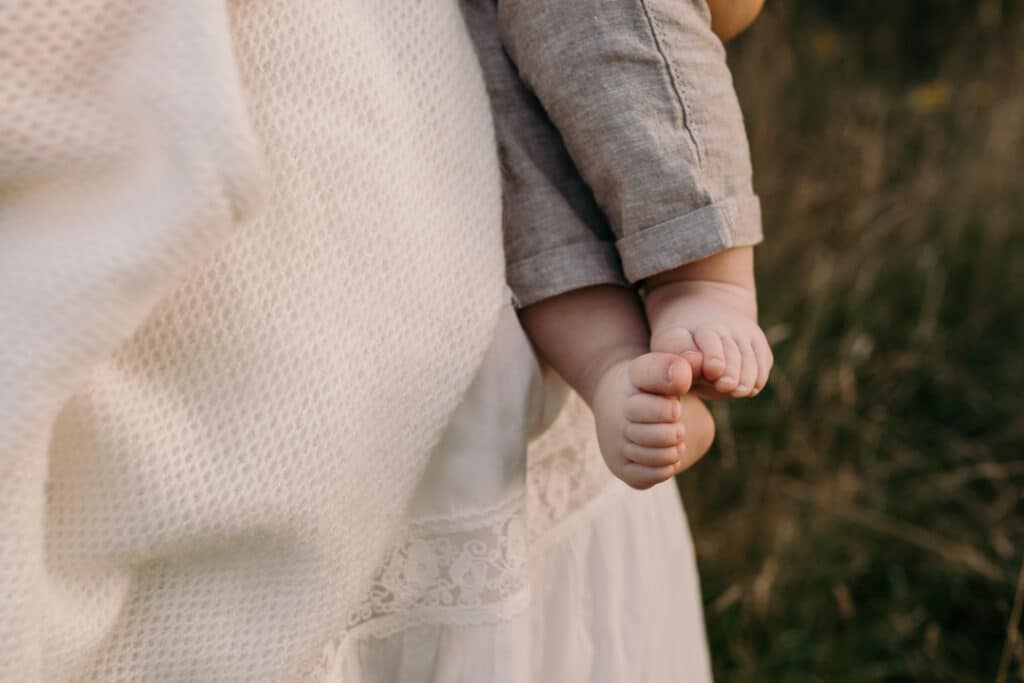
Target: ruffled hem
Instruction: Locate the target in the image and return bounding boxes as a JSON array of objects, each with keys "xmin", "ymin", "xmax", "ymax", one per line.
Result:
[
  {"xmin": 302, "ymin": 328, "xmax": 712, "ymax": 683},
  {"xmin": 319, "ymin": 481, "xmax": 712, "ymax": 683}
]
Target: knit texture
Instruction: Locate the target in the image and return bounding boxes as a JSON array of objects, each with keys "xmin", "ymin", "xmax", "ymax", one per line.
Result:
[{"xmin": 0, "ymin": 1, "xmax": 505, "ymax": 680}]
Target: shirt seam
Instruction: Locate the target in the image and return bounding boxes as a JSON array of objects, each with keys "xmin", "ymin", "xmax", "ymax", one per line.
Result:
[{"xmin": 637, "ymin": 0, "xmax": 705, "ymax": 169}]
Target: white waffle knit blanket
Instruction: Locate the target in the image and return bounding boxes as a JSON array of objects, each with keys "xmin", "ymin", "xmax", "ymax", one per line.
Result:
[{"xmin": 0, "ymin": 1, "xmax": 506, "ymax": 679}]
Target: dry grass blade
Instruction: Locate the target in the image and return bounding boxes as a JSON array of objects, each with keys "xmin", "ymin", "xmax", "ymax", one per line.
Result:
[
  {"xmin": 996, "ymin": 556, "xmax": 1024, "ymax": 683},
  {"xmin": 780, "ymin": 480, "xmax": 1004, "ymax": 583}
]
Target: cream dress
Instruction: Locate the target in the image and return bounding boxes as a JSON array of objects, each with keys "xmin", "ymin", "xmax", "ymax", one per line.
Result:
[{"xmin": 315, "ymin": 299, "xmax": 715, "ymax": 682}]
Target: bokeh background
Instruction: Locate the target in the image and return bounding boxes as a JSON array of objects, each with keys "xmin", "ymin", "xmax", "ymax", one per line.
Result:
[{"xmin": 677, "ymin": 1, "xmax": 1024, "ymax": 680}]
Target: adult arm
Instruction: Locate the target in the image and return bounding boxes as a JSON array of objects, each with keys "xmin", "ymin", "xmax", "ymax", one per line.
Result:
[
  {"xmin": 707, "ymin": 0, "xmax": 766, "ymax": 41},
  {"xmin": 0, "ymin": 2, "xmax": 264, "ymax": 676}
]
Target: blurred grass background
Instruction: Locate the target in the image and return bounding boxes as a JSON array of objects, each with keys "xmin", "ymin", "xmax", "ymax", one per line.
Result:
[{"xmin": 677, "ymin": 1, "xmax": 1024, "ymax": 680}]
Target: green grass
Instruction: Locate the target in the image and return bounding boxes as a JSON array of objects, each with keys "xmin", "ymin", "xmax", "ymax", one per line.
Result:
[{"xmin": 677, "ymin": 2, "xmax": 1024, "ymax": 680}]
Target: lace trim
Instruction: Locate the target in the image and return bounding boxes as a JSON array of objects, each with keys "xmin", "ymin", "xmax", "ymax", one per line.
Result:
[
  {"xmin": 302, "ymin": 495, "xmax": 531, "ymax": 681},
  {"xmin": 303, "ymin": 394, "xmax": 613, "ymax": 681},
  {"xmin": 525, "ymin": 393, "xmax": 614, "ymax": 543},
  {"xmin": 349, "ymin": 496, "xmax": 529, "ymax": 628}
]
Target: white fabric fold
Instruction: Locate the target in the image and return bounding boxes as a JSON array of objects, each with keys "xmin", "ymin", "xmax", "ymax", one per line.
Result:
[{"xmin": 310, "ymin": 306, "xmax": 713, "ymax": 683}]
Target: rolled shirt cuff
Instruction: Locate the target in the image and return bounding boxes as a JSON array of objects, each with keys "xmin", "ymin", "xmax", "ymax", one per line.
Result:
[
  {"xmin": 507, "ymin": 240, "xmax": 630, "ymax": 308},
  {"xmin": 616, "ymin": 194, "xmax": 763, "ymax": 283}
]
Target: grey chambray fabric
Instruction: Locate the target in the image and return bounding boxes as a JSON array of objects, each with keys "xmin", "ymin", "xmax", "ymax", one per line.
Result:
[
  {"xmin": 463, "ymin": 0, "xmax": 630, "ymax": 307},
  {"xmin": 465, "ymin": 0, "xmax": 762, "ymax": 306},
  {"xmin": 498, "ymin": 0, "xmax": 763, "ymax": 287}
]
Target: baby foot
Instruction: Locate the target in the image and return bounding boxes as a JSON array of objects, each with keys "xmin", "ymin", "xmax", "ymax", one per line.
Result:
[
  {"xmin": 646, "ymin": 280, "xmax": 773, "ymax": 398},
  {"xmin": 589, "ymin": 352, "xmax": 698, "ymax": 489}
]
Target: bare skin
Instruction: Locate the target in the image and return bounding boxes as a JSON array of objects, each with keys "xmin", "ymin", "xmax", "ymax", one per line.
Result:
[
  {"xmin": 516, "ymin": 0, "xmax": 765, "ymax": 489},
  {"xmin": 706, "ymin": 0, "xmax": 766, "ymax": 42},
  {"xmin": 645, "ymin": 246, "xmax": 773, "ymax": 399},
  {"xmin": 521, "ymin": 285, "xmax": 715, "ymax": 490}
]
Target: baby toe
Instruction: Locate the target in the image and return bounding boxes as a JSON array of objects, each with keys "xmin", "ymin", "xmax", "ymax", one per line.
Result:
[
  {"xmin": 753, "ymin": 335, "xmax": 774, "ymax": 394},
  {"xmin": 651, "ymin": 327, "xmax": 703, "ymax": 378},
  {"xmin": 624, "ymin": 393, "xmax": 680, "ymax": 423},
  {"xmin": 628, "ymin": 352, "xmax": 692, "ymax": 396},
  {"xmin": 734, "ymin": 340, "xmax": 759, "ymax": 397},
  {"xmin": 620, "ymin": 462, "xmax": 678, "ymax": 490},
  {"xmin": 693, "ymin": 327, "xmax": 727, "ymax": 381},
  {"xmin": 623, "ymin": 443, "xmax": 684, "ymax": 468},
  {"xmin": 625, "ymin": 422, "xmax": 685, "ymax": 448},
  {"xmin": 713, "ymin": 336, "xmax": 742, "ymax": 392}
]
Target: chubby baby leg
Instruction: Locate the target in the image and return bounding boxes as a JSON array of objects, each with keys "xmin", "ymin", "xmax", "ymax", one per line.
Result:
[{"xmin": 518, "ymin": 284, "xmax": 717, "ymax": 491}]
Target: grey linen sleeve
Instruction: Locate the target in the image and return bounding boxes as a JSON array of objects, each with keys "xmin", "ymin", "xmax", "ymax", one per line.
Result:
[
  {"xmin": 462, "ymin": 0, "xmax": 630, "ymax": 308},
  {"xmin": 497, "ymin": 0, "xmax": 763, "ymax": 283}
]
